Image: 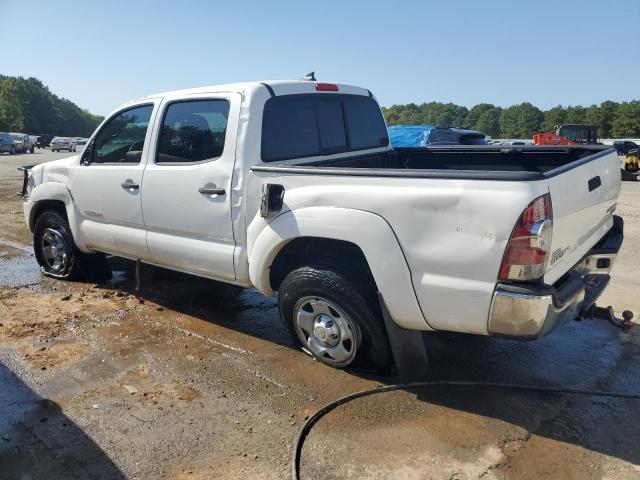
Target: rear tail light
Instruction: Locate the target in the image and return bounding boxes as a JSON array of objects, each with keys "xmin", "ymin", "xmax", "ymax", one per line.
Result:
[
  {"xmin": 315, "ymin": 83, "xmax": 339, "ymax": 92},
  {"xmin": 499, "ymin": 193, "xmax": 553, "ymax": 282}
]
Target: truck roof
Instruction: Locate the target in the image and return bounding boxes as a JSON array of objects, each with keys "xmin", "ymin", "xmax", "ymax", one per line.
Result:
[{"xmin": 127, "ymin": 80, "xmax": 372, "ymax": 105}]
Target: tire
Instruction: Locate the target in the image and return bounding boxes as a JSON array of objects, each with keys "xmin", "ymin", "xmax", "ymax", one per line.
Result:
[
  {"xmin": 279, "ymin": 261, "xmax": 392, "ymax": 372},
  {"xmin": 621, "ymin": 169, "xmax": 638, "ymax": 182},
  {"xmin": 30, "ymin": 147, "xmax": 34, "ymax": 153},
  {"xmin": 33, "ymin": 210, "xmax": 84, "ymax": 280}
]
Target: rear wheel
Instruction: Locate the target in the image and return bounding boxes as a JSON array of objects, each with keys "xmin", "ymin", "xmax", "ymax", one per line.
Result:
[{"xmin": 279, "ymin": 262, "xmax": 392, "ymax": 372}]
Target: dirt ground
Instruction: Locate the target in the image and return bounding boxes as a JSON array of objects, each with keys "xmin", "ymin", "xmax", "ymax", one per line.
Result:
[{"xmin": 1, "ymin": 148, "xmax": 640, "ymax": 480}]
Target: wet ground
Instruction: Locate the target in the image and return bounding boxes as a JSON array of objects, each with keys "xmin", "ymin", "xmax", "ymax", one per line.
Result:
[{"xmin": 1, "ymin": 149, "xmax": 640, "ymax": 479}]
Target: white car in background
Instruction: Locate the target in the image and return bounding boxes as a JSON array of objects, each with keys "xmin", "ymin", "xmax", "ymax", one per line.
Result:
[{"xmin": 51, "ymin": 137, "xmax": 77, "ymax": 152}]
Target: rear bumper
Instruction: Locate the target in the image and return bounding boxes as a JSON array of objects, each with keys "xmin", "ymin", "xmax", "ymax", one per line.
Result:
[{"xmin": 488, "ymin": 215, "xmax": 623, "ymax": 339}]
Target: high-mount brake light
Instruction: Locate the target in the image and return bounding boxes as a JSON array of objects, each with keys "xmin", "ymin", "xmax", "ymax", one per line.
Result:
[
  {"xmin": 499, "ymin": 193, "xmax": 553, "ymax": 282},
  {"xmin": 315, "ymin": 83, "xmax": 339, "ymax": 92}
]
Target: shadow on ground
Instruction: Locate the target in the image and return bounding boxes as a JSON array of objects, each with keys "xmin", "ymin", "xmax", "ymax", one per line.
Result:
[
  {"xmin": 0, "ymin": 363, "xmax": 126, "ymax": 480},
  {"xmin": 100, "ymin": 258, "xmax": 640, "ymax": 467}
]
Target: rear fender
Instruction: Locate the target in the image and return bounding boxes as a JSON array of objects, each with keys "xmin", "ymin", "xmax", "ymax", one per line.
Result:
[{"xmin": 248, "ymin": 207, "xmax": 431, "ymax": 330}]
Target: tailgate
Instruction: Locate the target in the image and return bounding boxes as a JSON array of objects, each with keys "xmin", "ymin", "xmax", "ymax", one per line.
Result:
[{"xmin": 544, "ymin": 149, "xmax": 620, "ymax": 284}]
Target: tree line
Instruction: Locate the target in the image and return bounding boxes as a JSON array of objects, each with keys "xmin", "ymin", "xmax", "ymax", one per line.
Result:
[
  {"xmin": 0, "ymin": 75, "xmax": 103, "ymax": 137},
  {"xmin": 382, "ymin": 100, "xmax": 640, "ymax": 139}
]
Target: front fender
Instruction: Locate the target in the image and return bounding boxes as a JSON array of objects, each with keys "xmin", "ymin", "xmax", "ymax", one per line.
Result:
[
  {"xmin": 248, "ymin": 207, "xmax": 432, "ymax": 331},
  {"xmin": 25, "ymin": 182, "xmax": 87, "ymax": 251}
]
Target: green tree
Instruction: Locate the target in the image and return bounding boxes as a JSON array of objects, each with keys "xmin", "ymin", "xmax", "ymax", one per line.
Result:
[
  {"xmin": 611, "ymin": 101, "xmax": 640, "ymax": 138},
  {"xmin": 0, "ymin": 75, "xmax": 102, "ymax": 136},
  {"xmin": 541, "ymin": 105, "xmax": 566, "ymax": 132},
  {"xmin": 499, "ymin": 103, "xmax": 543, "ymax": 138},
  {"xmin": 463, "ymin": 103, "xmax": 495, "ymax": 130},
  {"xmin": 476, "ymin": 107, "xmax": 502, "ymax": 137}
]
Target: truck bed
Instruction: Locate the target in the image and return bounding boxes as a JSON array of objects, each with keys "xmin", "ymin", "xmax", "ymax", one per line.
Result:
[{"xmin": 253, "ymin": 145, "xmax": 613, "ymax": 181}]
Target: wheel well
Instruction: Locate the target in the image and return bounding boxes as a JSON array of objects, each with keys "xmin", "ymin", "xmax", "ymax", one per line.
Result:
[
  {"xmin": 31, "ymin": 200, "xmax": 67, "ymax": 230},
  {"xmin": 268, "ymin": 237, "xmax": 377, "ymax": 292}
]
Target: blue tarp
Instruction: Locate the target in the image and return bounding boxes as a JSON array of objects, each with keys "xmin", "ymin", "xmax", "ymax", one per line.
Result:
[
  {"xmin": 387, "ymin": 125, "xmax": 488, "ymax": 147},
  {"xmin": 387, "ymin": 125, "xmax": 436, "ymax": 147}
]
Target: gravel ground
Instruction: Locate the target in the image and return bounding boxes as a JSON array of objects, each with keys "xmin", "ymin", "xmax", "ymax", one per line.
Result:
[{"xmin": 1, "ymin": 148, "xmax": 639, "ymax": 480}]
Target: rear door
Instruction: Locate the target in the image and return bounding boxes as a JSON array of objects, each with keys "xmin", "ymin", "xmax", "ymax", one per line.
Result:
[
  {"xmin": 543, "ymin": 149, "xmax": 620, "ymax": 284},
  {"xmin": 140, "ymin": 93, "xmax": 240, "ymax": 281},
  {"xmin": 73, "ymin": 102, "xmax": 158, "ymax": 259}
]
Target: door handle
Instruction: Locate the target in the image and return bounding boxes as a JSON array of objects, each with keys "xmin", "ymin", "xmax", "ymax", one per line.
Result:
[
  {"xmin": 121, "ymin": 181, "xmax": 140, "ymax": 190},
  {"xmin": 588, "ymin": 176, "xmax": 601, "ymax": 192},
  {"xmin": 198, "ymin": 187, "xmax": 225, "ymax": 195}
]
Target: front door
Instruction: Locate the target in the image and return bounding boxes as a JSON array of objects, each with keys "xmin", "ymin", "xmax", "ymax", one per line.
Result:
[
  {"xmin": 73, "ymin": 103, "xmax": 157, "ymax": 259},
  {"xmin": 140, "ymin": 94, "xmax": 240, "ymax": 281}
]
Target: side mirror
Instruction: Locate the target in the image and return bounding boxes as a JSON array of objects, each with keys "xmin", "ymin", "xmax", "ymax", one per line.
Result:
[
  {"xmin": 125, "ymin": 150, "xmax": 142, "ymax": 163},
  {"xmin": 81, "ymin": 142, "xmax": 93, "ymax": 165}
]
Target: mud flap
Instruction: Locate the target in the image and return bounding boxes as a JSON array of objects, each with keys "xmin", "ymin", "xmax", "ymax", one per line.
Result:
[{"xmin": 377, "ymin": 293, "xmax": 429, "ymax": 381}]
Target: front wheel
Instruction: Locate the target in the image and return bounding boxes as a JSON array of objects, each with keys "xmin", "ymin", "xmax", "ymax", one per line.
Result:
[
  {"xmin": 34, "ymin": 210, "xmax": 83, "ymax": 279},
  {"xmin": 279, "ymin": 262, "xmax": 392, "ymax": 372}
]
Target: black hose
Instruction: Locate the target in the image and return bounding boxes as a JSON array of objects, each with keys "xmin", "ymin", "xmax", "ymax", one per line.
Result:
[{"xmin": 292, "ymin": 380, "xmax": 640, "ymax": 479}]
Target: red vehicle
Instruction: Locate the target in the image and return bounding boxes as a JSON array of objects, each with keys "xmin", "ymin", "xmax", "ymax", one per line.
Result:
[{"xmin": 533, "ymin": 124, "xmax": 599, "ymax": 145}]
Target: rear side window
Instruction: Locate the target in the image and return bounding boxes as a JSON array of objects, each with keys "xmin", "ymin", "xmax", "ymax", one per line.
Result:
[
  {"xmin": 157, "ymin": 99, "xmax": 230, "ymax": 164},
  {"xmin": 342, "ymin": 96, "xmax": 388, "ymax": 150},
  {"xmin": 260, "ymin": 98, "xmax": 319, "ymax": 161},
  {"xmin": 262, "ymin": 94, "xmax": 388, "ymax": 162}
]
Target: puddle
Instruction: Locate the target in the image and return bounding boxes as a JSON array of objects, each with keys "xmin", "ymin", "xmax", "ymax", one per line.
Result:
[
  {"xmin": 0, "ymin": 254, "xmax": 42, "ymax": 288},
  {"xmin": 0, "ymin": 239, "xmax": 32, "ymax": 254}
]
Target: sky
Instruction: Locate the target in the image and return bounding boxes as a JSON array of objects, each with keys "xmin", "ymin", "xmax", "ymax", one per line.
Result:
[{"xmin": 2, "ymin": 0, "xmax": 639, "ymax": 116}]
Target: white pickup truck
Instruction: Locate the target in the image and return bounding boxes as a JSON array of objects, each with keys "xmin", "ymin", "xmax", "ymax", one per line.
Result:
[{"xmin": 19, "ymin": 79, "xmax": 624, "ymax": 372}]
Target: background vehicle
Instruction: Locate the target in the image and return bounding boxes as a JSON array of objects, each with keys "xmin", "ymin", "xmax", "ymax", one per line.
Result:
[
  {"xmin": 622, "ymin": 148, "xmax": 640, "ymax": 179},
  {"xmin": 387, "ymin": 125, "xmax": 487, "ymax": 147},
  {"xmin": 0, "ymin": 132, "xmax": 16, "ymax": 154},
  {"xmin": 20, "ymin": 80, "xmax": 623, "ymax": 372},
  {"xmin": 29, "ymin": 135, "xmax": 39, "ymax": 150},
  {"xmin": 75, "ymin": 137, "xmax": 89, "ymax": 145},
  {"xmin": 50, "ymin": 136, "xmax": 76, "ymax": 152},
  {"xmin": 614, "ymin": 140, "xmax": 638, "ymax": 155},
  {"xmin": 533, "ymin": 124, "xmax": 599, "ymax": 145},
  {"xmin": 36, "ymin": 134, "xmax": 55, "ymax": 148},
  {"xmin": 10, "ymin": 133, "xmax": 35, "ymax": 153}
]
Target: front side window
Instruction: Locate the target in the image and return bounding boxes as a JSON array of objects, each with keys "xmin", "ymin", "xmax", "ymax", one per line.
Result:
[
  {"xmin": 157, "ymin": 99, "xmax": 230, "ymax": 163},
  {"xmin": 92, "ymin": 105, "xmax": 153, "ymax": 164}
]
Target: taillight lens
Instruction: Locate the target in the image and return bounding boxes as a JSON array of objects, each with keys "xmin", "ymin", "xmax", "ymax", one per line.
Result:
[
  {"xmin": 499, "ymin": 193, "xmax": 553, "ymax": 282},
  {"xmin": 315, "ymin": 83, "xmax": 339, "ymax": 91}
]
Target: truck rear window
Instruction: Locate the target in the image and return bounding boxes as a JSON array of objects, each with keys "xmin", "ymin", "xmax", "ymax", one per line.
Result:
[{"xmin": 261, "ymin": 94, "xmax": 388, "ymax": 162}]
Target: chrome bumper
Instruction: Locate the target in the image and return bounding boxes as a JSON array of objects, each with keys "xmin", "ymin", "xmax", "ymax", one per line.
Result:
[{"xmin": 488, "ymin": 216, "xmax": 623, "ymax": 339}]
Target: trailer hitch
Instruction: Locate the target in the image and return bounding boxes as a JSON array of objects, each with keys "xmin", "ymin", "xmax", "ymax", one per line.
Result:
[{"xmin": 580, "ymin": 305, "xmax": 634, "ymax": 332}]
